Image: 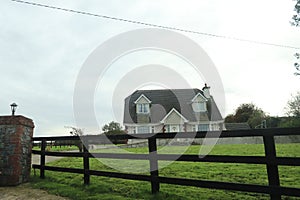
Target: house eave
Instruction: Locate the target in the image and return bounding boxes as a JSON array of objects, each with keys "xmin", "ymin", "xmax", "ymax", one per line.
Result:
[
  {"xmin": 160, "ymin": 108, "xmax": 189, "ymax": 123},
  {"xmin": 134, "ymin": 94, "xmax": 152, "ymax": 104},
  {"xmin": 124, "ymin": 122, "xmax": 163, "ymax": 127},
  {"xmin": 191, "ymin": 92, "xmax": 208, "ymax": 102}
]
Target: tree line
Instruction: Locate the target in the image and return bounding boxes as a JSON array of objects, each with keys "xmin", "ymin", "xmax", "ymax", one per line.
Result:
[{"xmin": 225, "ymin": 92, "xmax": 300, "ymax": 128}]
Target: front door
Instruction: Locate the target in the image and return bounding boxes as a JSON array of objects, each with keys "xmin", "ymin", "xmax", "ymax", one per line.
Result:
[{"xmin": 169, "ymin": 125, "xmax": 180, "ymax": 132}]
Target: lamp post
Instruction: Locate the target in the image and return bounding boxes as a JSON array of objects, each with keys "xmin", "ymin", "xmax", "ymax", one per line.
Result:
[{"xmin": 10, "ymin": 103, "xmax": 18, "ymax": 116}]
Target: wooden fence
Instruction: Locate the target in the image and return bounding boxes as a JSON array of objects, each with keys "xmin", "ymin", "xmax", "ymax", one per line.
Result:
[{"xmin": 32, "ymin": 128, "xmax": 300, "ymax": 200}]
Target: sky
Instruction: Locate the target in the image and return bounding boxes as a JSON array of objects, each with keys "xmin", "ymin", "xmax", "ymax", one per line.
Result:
[{"xmin": 0, "ymin": 0, "xmax": 299, "ymax": 136}]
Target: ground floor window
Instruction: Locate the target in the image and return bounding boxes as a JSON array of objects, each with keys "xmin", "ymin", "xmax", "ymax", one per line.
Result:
[
  {"xmin": 151, "ymin": 126, "xmax": 155, "ymax": 133},
  {"xmin": 198, "ymin": 124, "xmax": 209, "ymax": 131},
  {"xmin": 211, "ymin": 123, "xmax": 220, "ymax": 131},
  {"xmin": 165, "ymin": 125, "xmax": 184, "ymax": 133},
  {"xmin": 136, "ymin": 126, "xmax": 150, "ymax": 134},
  {"xmin": 192, "ymin": 125, "xmax": 197, "ymax": 132}
]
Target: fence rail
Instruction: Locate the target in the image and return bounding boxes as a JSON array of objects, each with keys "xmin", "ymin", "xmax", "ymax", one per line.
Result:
[{"xmin": 32, "ymin": 128, "xmax": 300, "ymax": 200}]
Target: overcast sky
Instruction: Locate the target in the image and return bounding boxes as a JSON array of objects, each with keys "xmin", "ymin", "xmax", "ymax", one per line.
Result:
[{"xmin": 0, "ymin": 0, "xmax": 299, "ymax": 136}]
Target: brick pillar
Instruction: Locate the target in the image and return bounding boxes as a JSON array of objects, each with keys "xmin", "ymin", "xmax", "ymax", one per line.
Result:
[{"xmin": 0, "ymin": 115, "xmax": 34, "ymax": 186}]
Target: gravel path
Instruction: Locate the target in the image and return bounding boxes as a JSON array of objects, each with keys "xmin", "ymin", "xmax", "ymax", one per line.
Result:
[
  {"xmin": 0, "ymin": 183, "xmax": 68, "ymax": 200},
  {"xmin": 31, "ymin": 154, "xmax": 64, "ymax": 165}
]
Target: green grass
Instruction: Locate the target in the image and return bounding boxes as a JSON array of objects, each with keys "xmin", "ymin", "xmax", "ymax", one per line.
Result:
[
  {"xmin": 33, "ymin": 145, "xmax": 79, "ymax": 152},
  {"xmin": 30, "ymin": 143, "xmax": 300, "ymax": 200}
]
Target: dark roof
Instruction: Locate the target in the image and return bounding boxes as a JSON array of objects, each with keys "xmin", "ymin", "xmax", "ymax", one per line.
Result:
[
  {"xmin": 225, "ymin": 123, "xmax": 250, "ymax": 130},
  {"xmin": 123, "ymin": 88, "xmax": 223, "ymax": 124}
]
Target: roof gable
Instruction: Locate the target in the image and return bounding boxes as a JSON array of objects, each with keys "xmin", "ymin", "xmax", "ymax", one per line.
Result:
[
  {"xmin": 134, "ymin": 94, "xmax": 151, "ymax": 104},
  {"xmin": 161, "ymin": 108, "xmax": 188, "ymax": 124},
  {"xmin": 191, "ymin": 92, "xmax": 208, "ymax": 102}
]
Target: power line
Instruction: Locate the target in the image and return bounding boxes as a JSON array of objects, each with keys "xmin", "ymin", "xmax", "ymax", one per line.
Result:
[{"xmin": 11, "ymin": 0, "xmax": 300, "ymax": 50}]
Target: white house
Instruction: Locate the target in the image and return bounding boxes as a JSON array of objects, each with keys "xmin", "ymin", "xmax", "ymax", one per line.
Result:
[{"xmin": 123, "ymin": 84, "xmax": 224, "ymax": 134}]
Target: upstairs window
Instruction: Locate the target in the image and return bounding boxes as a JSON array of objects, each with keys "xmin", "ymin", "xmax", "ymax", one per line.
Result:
[
  {"xmin": 192, "ymin": 102, "xmax": 206, "ymax": 112},
  {"xmin": 137, "ymin": 103, "xmax": 149, "ymax": 114},
  {"xmin": 191, "ymin": 93, "xmax": 207, "ymax": 112},
  {"xmin": 135, "ymin": 94, "xmax": 151, "ymax": 114}
]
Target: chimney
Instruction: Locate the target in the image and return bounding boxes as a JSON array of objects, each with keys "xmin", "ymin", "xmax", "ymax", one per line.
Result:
[{"xmin": 202, "ymin": 83, "xmax": 210, "ymax": 99}]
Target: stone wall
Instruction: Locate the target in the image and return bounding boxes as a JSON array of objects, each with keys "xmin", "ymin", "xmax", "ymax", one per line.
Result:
[{"xmin": 0, "ymin": 116, "xmax": 34, "ymax": 186}]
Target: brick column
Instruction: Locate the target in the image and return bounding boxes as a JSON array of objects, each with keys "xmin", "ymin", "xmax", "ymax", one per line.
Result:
[{"xmin": 0, "ymin": 115, "xmax": 34, "ymax": 186}]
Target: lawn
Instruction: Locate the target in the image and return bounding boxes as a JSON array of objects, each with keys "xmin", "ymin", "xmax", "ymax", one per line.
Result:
[
  {"xmin": 32, "ymin": 145, "xmax": 79, "ymax": 152},
  {"xmin": 30, "ymin": 143, "xmax": 300, "ymax": 200}
]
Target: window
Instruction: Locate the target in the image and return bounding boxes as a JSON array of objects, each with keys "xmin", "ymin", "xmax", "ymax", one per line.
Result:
[
  {"xmin": 151, "ymin": 126, "xmax": 155, "ymax": 133},
  {"xmin": 198, "ymin": 124, "xmax": 209, "ymax": 131},
  {"xmin": 137, "ymin": 126, "xmax": 150, "ymax": 134},
  {"xmin": 137, "ymin": 103, "xmax": 149, "ymax": 113},
  {"xmin": 219, "ymin": 123, "xmax": 223, "ymax": 130},
  {"xmin": 192, "ymin": 102, "xmax": 206, "ymax": 112},
  {"xmin": 211, "ymin": 124, "xmax": 220, "ymax": 131},
  {"xmin": 192, "ymin": 125, "xmax": 197, "ymax": 132},
  {"xmin": 165, "ymin": 125, "xmax": 183, "ymax": 133}
]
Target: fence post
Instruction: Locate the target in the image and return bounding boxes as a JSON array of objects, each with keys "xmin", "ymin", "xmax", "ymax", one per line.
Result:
[
  {"xmin": 40, "ymin": 139, "xmax": 46, "ymax": 179},
  {"xmin": 263, "ymin": 135, "xmax": 281, "ymax": 200},
  {"xmin": 148, "ymin": 137, "xmax": 159, "ymax": 194},
  {"xmin": 83, "ymin": 142, "xmax": 90, "ymax": 185}
]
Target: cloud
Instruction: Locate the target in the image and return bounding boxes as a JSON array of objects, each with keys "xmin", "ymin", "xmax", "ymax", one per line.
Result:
[{"xmin": 0, "ymin": 0, "xmax": 299, "ymax": 136}]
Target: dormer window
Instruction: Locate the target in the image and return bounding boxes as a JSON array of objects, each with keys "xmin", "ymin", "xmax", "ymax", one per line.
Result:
[
  {"xmin": 137, "ymin": 103, "xmax": 149, "ymax": 113},
  {"xmin": 193, "ymin": 101, "xmax": 206, "ymax": 112},
  {"xmin": 134, "ymin": 94, "xmax": 151, "ymax": 114},
  {"xmin": 191, "ymin": 92, "xmax": 208, "ymax": 112}
]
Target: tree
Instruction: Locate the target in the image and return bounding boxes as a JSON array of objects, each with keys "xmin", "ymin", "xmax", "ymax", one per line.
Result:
[
  {"xmin": 224, "ymin": 114, "xmax": 235, "ymax": 123},
  {"xmin": 275, "ymin": 92, "xmax": 300, "ymax": 128},
  {"xmin": 291, "ymin": 1, "xmax": 300, "ymax": 75},
  {"xmin": 67, "ymin": 126, "xmax": 84, "ymax": 136},
  {"xmin": 102, "ymin": 121, "xmax": 126, "ymax": 144},
  {"xmin": 64, "ymin": 126, "xmax": 84, "ymax": 152},
  {"xmin": 225, "ymin": 103, "xmax": 266, "ymax": 128},
  {"xmin": 285, "ymin": 92, "xmax": 300, "ymax": 117},
  {"xmin": 279, "ymin": 117, "xmax": 300, "ymax": 128},
  {"xmin": 233, "ymin": 103, "xmax": 256, "ymax": 123},
  {"xmin": 102, "ymin": 121, "xmax": 123, "ymax": 133},
  {"xmin": 291, "ymin": 0, "xmax": 300, "ymax": 26},
  {"xmin": 265, "ymin": 116, "xmax": 281, "ymax": 128},
  {"xmin": 248, "ymin": 109, "xmax": 267, "ymax": 128},
  {"xmin": 294, "ymin": 53, "xmax": 300, "ymax": 76}
]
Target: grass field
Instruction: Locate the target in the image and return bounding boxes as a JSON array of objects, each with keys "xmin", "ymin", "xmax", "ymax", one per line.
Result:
[
  {"xmin": 32, "ymin": 145, "xmax": 79, "ymax": 152},
  {"xmin": 30, "ymin": 143, "xmax": 300, "ymax": 200}
]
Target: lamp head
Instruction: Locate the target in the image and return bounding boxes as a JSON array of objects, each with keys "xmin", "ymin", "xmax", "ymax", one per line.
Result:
[{"xmin": 10, "ymin": 103, "xmax": 18, "ymax": 116}]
